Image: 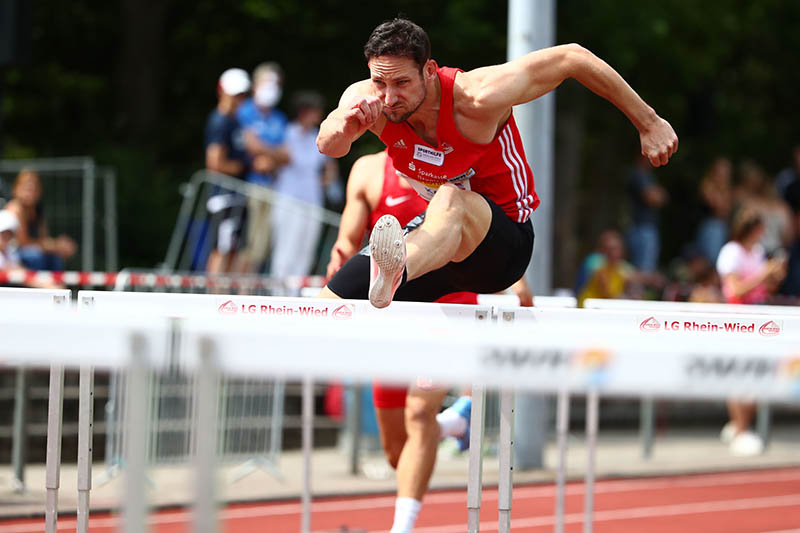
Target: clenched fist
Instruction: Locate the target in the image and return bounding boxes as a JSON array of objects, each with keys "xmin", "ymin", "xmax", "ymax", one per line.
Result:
[
  {"xmin": 640, "ymin": 117, "xmax": 679, "ymax": 167},
  {"xmin": 342, "ymin": 95, "xmax": 383, "ymax": 136}
]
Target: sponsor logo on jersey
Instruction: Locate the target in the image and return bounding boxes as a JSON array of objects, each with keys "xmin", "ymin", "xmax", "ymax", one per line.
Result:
[
  {"xmin": 218, "ymin": 300, "xmax": 238, "ymax": 315},
  {"xmin": 385, "ymin": 194, "xmax": 413, "ymax": 207},
  {"xmin": 413, "ymin": 144, "xmax": 445, "ymax": 166},
  {"xmin": 408, "ymin": 161, "xmax": 416, "ymax": 172},
  {"xmin": 441, "ymin": 142, "xmax": 454, "ymax": 154},
  {"xmin": 393, "ymin": 139, "xmax": 408, "ymax": 149},
  {"xmin": 759, "ymin": 320, "xmax": 781, "ymax": 337},
  {"xmin": 639, "ymin": 316, "xmax": 660, "ymax": 332}
]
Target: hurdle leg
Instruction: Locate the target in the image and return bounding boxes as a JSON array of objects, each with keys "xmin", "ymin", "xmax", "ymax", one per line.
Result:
[
  {"xmin": 756, "ymin": 402, "xmax": 770, "ymax": 451},
  {"xmin": 45, "ymin": 364, "xmax": 64, "ymax": 533},
  {"xmin": 11, "ymin": 367, "xmax": 28, "ymax": 492},
  {"xmin": 498, "ymin": 390, "xmax": 515, "ymax": 533},
  {"xmin": 194, "ymin": 337, "xmax": 219, "ymax": 533},
  {"xmin": 555, "ymin": 389, "xmax": 570, "ymax": 533},
  {"xmin": 640, "ymin": 396, "xmax": 654, "ymax": 460},
  {"xmin": 77, "ymin": 366, "xmax": 95, "ymax": 533},
  {"xmin": 301, "ymin": 376, "xmax": 314, "ymax": 533},
  {"xmin": 124, "ymin": 335, "xmax": 150, "ymax": 533},
  {"xmin": 583, "ymin": 390, "xmax": 599, "ymax": 533},
  {"xmin": 467, "ymin": 385, "xmax": 486, "ymax": 533}
]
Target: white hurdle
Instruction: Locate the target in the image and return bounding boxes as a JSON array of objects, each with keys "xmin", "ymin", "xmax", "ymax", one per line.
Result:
[
  {"xmin": 584, "ymin": 297, "xmax": 800, "ymax": 455},
  {"xmin": 0, "ymin": 287, "xmax": 70, "ymax": 533},
  {"xmin": 499, "ymin": 303, "xmax": 800, "ymax": 532}
]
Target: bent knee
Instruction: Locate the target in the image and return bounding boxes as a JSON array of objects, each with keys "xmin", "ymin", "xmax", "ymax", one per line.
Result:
[
  {"xmin": 428, "ymin": 184, "xmax": 468, "ymax": 216},
  {"xmin": 384, "ymin": 444, "xmax": 403, "ymax": 469},
  {"xmin": 405, "ymin": 402, "xmax": 440, "ymax": 431}
]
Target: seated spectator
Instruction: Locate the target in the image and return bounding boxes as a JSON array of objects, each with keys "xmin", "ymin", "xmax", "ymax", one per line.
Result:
[
  {"xmin": 716, "ymin": 207, "xmax": 787, "ymax": 456},
  {"xmin": 687, "ymin": 262, "xmax": 722, "ymax": 303},
  {"xmin": 4, "ymin": 169, "xmax": 77, "ymax": 271},
  {"xmin": 0, "ymin": 210, "xmax": 60, "ymax": 289},
  {"xmin": 204, "ymin": 67, "xmax": 251, "ymax": 274},
  {"xmin": 578, "ymin": 230, "xmax": 635, "ymax": 307}
]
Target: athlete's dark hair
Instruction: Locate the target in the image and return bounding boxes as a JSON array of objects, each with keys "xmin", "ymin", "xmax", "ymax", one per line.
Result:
[{"xmin": 363, "ymin": 17, "xmax": 431, "ymax": 73}]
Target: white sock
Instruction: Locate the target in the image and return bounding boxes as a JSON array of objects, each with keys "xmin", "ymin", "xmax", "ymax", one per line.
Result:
[
  {"xmin": 390, "ymin": 497, "xmax": 422, "ymax": 533},
  {"xmin": 437, "ymin": 406, "xmax": 468, "ymax": 439}
]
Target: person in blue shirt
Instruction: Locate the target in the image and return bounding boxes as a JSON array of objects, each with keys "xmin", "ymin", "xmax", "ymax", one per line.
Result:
[
  {"xmin": 236, "ymin": 62, "xmax": 290, "ymax": 273},
  {"xmin": 204, "ymin": 68, "xmax": 250, "ymax": 274}
]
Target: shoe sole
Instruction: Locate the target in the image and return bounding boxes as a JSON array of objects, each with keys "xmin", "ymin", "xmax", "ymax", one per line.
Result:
[{"xmin": 369, "ymin": 215, "xmax": 406, "ymax": 308}]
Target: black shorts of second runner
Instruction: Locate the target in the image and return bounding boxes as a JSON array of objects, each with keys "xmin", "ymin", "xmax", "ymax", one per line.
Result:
[
  {"xmin": 208, "ymin": 198, "xmax": 248, "ymax": 255},
  {"xmin": 327, "ymin": 194, "xmax": 534, "ymax": 302}
]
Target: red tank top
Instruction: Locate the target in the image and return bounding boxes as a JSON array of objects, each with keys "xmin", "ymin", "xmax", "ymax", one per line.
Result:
[
  {"xmin": 368, "ymin": 153, "xmax": 428, "ymax": 231},
  {"xmin": 379, "ymin": 66, "xmax": 539, "ymax": 223}
]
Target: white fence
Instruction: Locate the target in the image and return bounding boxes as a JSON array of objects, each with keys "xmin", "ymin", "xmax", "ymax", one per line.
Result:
[{"xmin": 1, "ymin": 291, "xmax": 799, "ymax": 533}]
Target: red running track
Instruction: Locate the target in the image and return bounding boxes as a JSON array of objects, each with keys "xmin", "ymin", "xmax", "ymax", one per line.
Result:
[{"xmin": 1, "ymin": 467, "xmax": 799, "ymax": 532}]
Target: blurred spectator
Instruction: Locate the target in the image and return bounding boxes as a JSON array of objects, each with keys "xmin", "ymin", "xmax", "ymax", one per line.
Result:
[
  {"xmin": 4, "ymin": 169, "xmax": 76, "ymax": 271},
  {"xmin": 696, "ymin": 156, "xmax": 733, "ymax": 263},
  {"xmin": 687, "ymin": 262, "xmax": 722, "ymax": 303},
  {"xmin": 204, "ymin": 68, "xmax": 251, "ymax": 274},
  {"xmin": 716, "ymin": 209, "xmax": 787, "ymax": 456},
  {"xmin": 626, "ymin": 153, "xmax": 668, "ymax": 272},
  {"xmin": 237, "ymin": 62, "xmax": 290, "ymax": 273},
  {"xmin": 0, "ymin": 209, "xmax": 60, "ymax": 289},
  {"xmin": 775, "ymin": 143, "xmax": 800, "ymax": 200},
  {"xmin": 270, "ymin": 91, "xmax": 338, "ymax": 282},
  {"xmin": 780, "ymin": 145, "xmax": 800, "ymax": 296},
  {"xmin": 733, "ymin": 160, "xmax": 793, "ymax": 256},
  {"xmin": 663, "ymin": 243, "xmax": 717, "ymax": 301},
  {"xmin": 716, "ymin": 207, "xmax": 786, "ymax": 305},
  {"xmin": 578, "ymin": 230, "xmax": 635, "ymax": 306}
]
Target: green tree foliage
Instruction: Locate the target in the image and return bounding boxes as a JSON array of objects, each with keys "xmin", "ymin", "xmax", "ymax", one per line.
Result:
[{"xmin": 1, "ymin": 0, "xmax": 798, "ymax": 271}]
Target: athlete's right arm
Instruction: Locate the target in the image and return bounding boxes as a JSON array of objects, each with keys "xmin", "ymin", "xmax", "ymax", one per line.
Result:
[
  {"xmin": 317, "ymin": 81, "xmax": 385, "ymax": 158},
  {"xmin": 326, "ymin": 155, "xmax": 374, "ymax": 278}
]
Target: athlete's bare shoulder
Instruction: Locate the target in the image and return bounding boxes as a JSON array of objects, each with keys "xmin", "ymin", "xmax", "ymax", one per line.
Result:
[
  {"xmin": 449, "ymin": 69, "xmax": 511, "ymax": 144},
  {"xmin": 338, "ymin": 79, "xmax": 380, "ymax": 106}
]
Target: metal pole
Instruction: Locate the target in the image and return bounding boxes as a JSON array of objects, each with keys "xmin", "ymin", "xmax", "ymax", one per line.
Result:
[
  {"xmin": 123, "ymin": 334, "xmax": 149, "ymax": 533},
  {"xmin": 508, "ymin": 0, "xmax": 556, "ymax": 294},
  {"xmin": 348, "ymin": 384, "xmax": 362, "ymax": 476},
  {"xmin": 82, "ymin": 159, "xmax": 96, "ymax": 272},
  {"xmin": 467, "ymin": 385, "xmax": 486, "ymax": 533},
  {"xmin": 640, "ymin": 397, "xmax": 655, "ymax": 460},
  {"xmin": 584, "ymin": 390, "xmax": 599, "ymax": 533},
  {"xmin": 194, "ymin": 337, "xmax": 219, "ymax": 533},
  {"xmin": 498, "ymin": 390, "xmax": 515, "ymax": 533},
  {"xmin": 555, "ymin": 389, "xmax": 570, "ymax": 533},
  {"xmin": 104, "ymin": 168, "xmax": 119, "ymax": 271},
  {"xmin": 77, "ymin": 366, "xmax": 95, "ymax": 533},
  {"xmin": 45, "ymin": 364, "xmax": 65, "ymax": 533},
  {"xmin": 11, "ymin": 367, "xmax": 28, "ymax": 492},
  {"xmin": 301, "ymin": 376, "xmax": 314, "ymax": 533},
  {"xmin": 756, "ymin": 403, "xmax": 770, "ymax": 451}
]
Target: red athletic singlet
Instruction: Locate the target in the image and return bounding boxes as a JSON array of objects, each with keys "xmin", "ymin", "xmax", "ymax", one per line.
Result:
[
  {"xmin": 368, "ymin": 153, "xmax": 427, "ymax": 231},
  {"xmin": 380, "ymin": 66, "xmax": 539, "ymax": 223}
]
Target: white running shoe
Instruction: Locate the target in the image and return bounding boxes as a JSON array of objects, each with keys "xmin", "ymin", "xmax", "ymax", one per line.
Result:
[
  {"xmin": 720, "ymin": 422, "xmax": 737, "ymax": 444},
  {"xmin": 368, "ymin": 215, "xmax": 406, "ymax": 308},
  {"xmin": 729, "ymin": 431, "xmax": 764, "ymax": 457}
]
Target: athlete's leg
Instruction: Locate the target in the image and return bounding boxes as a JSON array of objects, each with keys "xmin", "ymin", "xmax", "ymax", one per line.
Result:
[
  {"xmin": 396, "ymin": 386, "xmax": 449, "ymax": 500},
  {"xmin": 317, "ymin": 286, "xmax": 341, "ymax": 299},
  {"xmin": 404, "ymin": 184, "xmax": 492, "ymax": 281},
  {"xmin": 375, "ymin": 407, "xmax": 407, "ymax": 468}
]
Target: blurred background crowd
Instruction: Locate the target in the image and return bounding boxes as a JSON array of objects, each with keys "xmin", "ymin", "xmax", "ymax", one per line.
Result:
[{"xmin": 0, "ymin": 1, "xmax": 799, "ymax": 308}]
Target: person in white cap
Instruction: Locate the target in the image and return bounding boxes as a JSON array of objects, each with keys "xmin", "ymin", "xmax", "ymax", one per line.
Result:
[{"xmin": 204, "ymin": 68, "xmax": 251, "ymax": 274}]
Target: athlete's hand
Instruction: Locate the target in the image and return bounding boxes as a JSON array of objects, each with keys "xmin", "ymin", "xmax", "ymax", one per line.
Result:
[
  {"xmin": 640, "ymin": 116, "xmax": 679, "ymax": 167},
  {"xmin": 342, "ymin": 95, "xmax": 383, "ymax": 137},
  {"xmin": 326, "ymin": 246, "xmax": 349, "ymax": 280}
]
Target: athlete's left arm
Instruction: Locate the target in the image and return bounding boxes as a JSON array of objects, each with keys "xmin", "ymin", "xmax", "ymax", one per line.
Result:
[{"xmin": 460, "ymin": 44, "xmax": 678, "ymax": 167}]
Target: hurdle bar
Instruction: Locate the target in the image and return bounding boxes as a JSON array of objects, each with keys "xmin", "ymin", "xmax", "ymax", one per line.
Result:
[{"xmin": 584, "ymin": 297, "xmax": 800, "ymax": 457}]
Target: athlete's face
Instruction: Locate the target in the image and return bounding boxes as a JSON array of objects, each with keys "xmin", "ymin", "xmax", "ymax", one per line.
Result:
[{"xmin": 368, "ymin": 56, "xmax": 433, "ymax": 123}]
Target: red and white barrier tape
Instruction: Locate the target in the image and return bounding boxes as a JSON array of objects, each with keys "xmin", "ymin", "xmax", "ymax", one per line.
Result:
[{"xmin": 0, "ymin": 270, "xmax": 326, "ymax": 290}]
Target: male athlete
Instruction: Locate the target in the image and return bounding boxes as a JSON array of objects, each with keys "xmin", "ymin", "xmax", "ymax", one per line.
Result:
[{"xmin": 317, "ymin": 17, "xmax": 678, "ymax": 532}]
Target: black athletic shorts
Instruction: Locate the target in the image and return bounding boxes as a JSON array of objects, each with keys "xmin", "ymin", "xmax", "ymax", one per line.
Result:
[{"xmin": 327, "ymin": 194, "xmax": 534, "ymax": 302}]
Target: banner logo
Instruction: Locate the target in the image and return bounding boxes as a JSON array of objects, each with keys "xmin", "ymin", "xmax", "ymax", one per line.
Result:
[
  {"xmin": 759, "ymin": 320, "xmax": 781, "ymax": 337},
  {"xmin": 218, "ymin": 300, "xmax": 238, "ymax": 315},
  {"xmin": 639, "ymin": 316, "xmax": 661, "ymax": 332}
]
